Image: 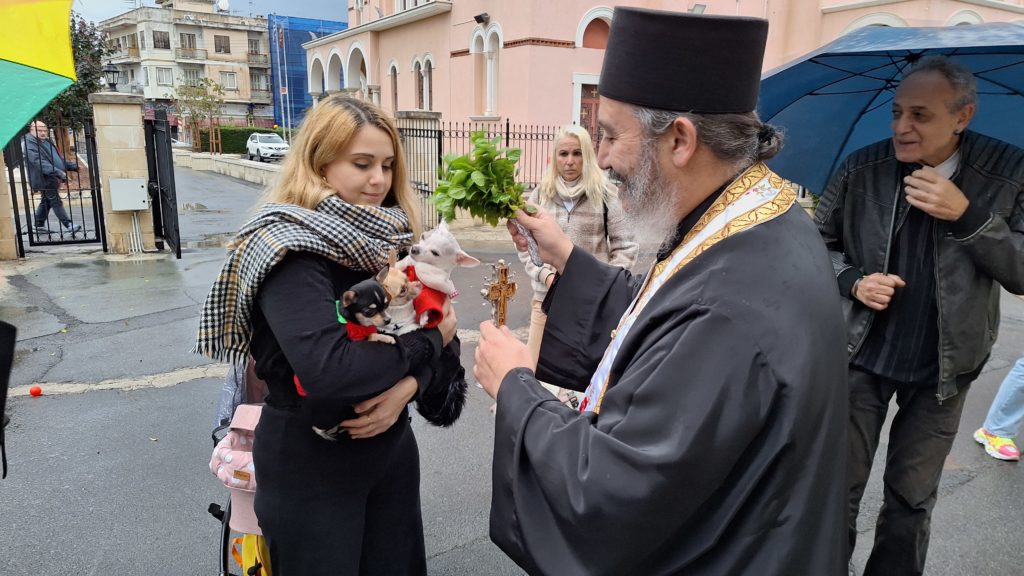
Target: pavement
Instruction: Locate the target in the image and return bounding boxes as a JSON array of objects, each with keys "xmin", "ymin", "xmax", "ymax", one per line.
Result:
[{"xmin": 1, "ymin": 165, "xmax": 1022, "ymax": 575}]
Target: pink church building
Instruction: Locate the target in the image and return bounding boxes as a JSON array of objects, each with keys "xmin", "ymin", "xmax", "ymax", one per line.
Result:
[{"xmin": 303, "ymin": 0, "xmax": 1024, "ymax": 131}]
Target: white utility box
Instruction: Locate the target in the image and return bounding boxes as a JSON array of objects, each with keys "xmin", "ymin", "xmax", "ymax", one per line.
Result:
[{"xmin": 109, "ymin": 178, "xmax": 150, "ymax": 212}]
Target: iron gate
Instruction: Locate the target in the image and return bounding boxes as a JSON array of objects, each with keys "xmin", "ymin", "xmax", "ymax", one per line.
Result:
[
  {"xmin": 396, "ymin": 121, "xmax": 443, "ymax": 229},
  {"xmin": 3, "ymin": 117, "xmax": 107, "ymax": 256},
  {"xmin": 144, "ymin": 109, "xmax": 181, "ymax": 259},
  {"xmin": 396, "ymin": 117, "xmax": 559, "ymax": 232}
]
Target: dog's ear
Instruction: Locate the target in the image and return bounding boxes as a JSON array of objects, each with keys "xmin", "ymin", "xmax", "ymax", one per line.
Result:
[
  {"xmin": 374, "ymin": 265, "xmax": 390, "ymax": 285},
  {"xmin": 456, "ymin": 250, "xmax": 481, "ymax": 268},
  {"xmin": 387, "ymin": 249, "xmax": 398, "ymax": 267},
  {"xmin": 342, "ymin": 289, "xmax": 358, "ymax": 308}
]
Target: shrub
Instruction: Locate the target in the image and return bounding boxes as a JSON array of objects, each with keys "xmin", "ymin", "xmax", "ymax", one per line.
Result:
[{"xmin": 197, "ymin": 126, "xmax": 289, "ymax": 154}]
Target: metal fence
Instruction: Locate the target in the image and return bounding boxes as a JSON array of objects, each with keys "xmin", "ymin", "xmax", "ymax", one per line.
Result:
[{"xmin": 396, "ymin": 118, "xmax": 559, "ymax": 230}]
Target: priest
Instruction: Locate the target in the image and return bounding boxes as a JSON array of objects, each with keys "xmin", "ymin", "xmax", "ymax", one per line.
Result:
[{"xmin": 474, "ymin": 7, "xmax": 849, "ymax": 575}]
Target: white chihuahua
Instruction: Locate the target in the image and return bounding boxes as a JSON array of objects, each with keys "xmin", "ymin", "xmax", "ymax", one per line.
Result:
[{"xmin": 398, "ymin": 221, "xmax": 480, "ymax": 328}]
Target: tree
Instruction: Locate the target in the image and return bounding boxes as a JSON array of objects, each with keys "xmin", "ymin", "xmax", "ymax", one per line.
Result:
[
  {"xmin": 40, "ymin": 12, "xmax": 107, "ymax": 131},
  {"xmin": 174, "ymin": 78, "xmax": 225, "ymax": 152}
]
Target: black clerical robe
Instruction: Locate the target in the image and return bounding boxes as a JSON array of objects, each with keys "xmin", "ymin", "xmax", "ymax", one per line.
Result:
[{"xmin": 490, "ymin": 192, "xmax": 848, "ymax": 575}]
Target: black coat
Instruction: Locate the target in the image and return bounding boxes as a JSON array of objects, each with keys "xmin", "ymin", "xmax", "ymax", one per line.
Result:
[
  {"xmin": 490, "ymin": 205, "xmax": 849, "ymax": 575},
  {"xmin": 24, "ymin": 134, "xmax": 71, "ymax": 191},
  {"xmin": 248, "ymin": 251, "xmax": 460, "ymax": 576}
]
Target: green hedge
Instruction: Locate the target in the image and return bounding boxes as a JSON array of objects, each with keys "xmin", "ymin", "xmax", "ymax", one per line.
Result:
[{"xmin": 197, "ymin": 126, "xmax": 288, "ymax": 154}]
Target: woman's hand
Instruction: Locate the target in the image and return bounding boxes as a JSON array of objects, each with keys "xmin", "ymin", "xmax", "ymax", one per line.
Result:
[
  {"xmin": 340, "ymin": 375, "xmax": 418, "ymax": 439},
  {"xmin": 438, "ymin": 303, "xmax": 457, "ymax": 346}
]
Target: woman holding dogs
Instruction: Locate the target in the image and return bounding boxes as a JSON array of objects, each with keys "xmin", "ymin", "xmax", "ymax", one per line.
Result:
[
  {"xmin": 519, "ymin": 125, "xmax": 638, "ymax": 406},
  {"xmin": 195, "ymin": 96, "xmax": 464, "ymax": 575}
]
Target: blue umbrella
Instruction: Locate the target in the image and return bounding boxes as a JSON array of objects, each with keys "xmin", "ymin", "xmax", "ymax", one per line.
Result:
[{"xmin": 758, "ymin": 23, "xmax": 1024, "ymax": 194}]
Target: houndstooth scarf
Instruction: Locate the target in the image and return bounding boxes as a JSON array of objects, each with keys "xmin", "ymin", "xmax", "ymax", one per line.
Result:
[{"xmin": 193, "ymin": 195, "xmax": 413, "ymax": 363}]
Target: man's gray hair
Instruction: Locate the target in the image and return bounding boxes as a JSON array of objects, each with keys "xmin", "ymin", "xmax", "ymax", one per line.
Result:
[
  {"xmin": 632, "ymin": 106, "xmax": 782, "ymax": 173},
  {"xmin": 904, "ymin": 55, "xmax": 977, "ymax": 111}
]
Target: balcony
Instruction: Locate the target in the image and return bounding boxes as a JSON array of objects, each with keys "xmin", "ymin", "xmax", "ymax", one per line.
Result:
[
  {"xmin": 110, "ymin": 47, "xmax": 140, "ymax": 62},
  {"xmin": 247, "ymin": 53, "xmax": 269, "ymax": 66},
  {"xmin": 175, "ymin": 48, "xmax": 208, "ymax": 60},
  {"xmin": 251, "ymin": 89, "xmax": 273, "ymax": 102}
]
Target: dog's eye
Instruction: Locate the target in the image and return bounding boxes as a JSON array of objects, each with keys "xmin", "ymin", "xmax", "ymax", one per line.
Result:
[
  {"xmin": 399, "ymin": 287, "xmax": 406, "ymax": 296},
  {"xmin": 363, "ymin": 308, "xmax": 378, "ymax": 317},
  {"xmin": 431, "ymin": 250, "xmax": 440, "ymax": 256}
]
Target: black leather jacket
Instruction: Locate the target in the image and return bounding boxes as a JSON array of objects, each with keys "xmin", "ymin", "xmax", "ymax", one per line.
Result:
[{"xmin": 815, "ymin": 131, "xmax": 1024, "ymax": 401}]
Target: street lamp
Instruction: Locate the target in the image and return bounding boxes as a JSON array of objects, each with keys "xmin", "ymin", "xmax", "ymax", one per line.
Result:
[{"xmin": 102, "ymin": 62, "xmax": 120, "ymax": 91}]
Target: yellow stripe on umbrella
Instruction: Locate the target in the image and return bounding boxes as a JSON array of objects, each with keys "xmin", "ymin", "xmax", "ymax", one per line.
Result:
[{"xmin": 0, "ymin": 0, "xmax": 77, "ymax": 148}]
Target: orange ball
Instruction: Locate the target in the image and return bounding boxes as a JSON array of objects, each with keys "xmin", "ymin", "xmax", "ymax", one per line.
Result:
[{"xmin": 29, "ymin": 385, "xmax": 42, "ymax": 397}]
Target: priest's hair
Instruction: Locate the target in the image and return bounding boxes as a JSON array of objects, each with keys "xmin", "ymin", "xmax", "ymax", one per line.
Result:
[{"xmin": 632, "ymin": 106, "xmax": 783, "ymax": 173}]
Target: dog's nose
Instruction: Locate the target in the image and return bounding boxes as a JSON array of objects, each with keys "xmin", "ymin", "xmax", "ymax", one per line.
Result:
[{"xmin": 411, "ymin": 246, "xmax": 420, "ymax": 256}]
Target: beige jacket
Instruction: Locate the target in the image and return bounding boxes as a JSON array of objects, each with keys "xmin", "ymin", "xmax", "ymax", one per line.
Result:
[{"xmin": 519, "ymin": 183, "xmax": 639, "ymax": 301}]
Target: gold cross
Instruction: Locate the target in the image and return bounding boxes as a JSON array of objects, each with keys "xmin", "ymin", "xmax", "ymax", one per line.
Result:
[{"xmin": 480, "ymin": 259, "xmax": 517, "ymax": 326}]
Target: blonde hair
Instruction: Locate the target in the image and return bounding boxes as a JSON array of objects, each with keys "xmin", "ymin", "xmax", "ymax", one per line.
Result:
[
  {"xmin": 537, "ymin": 125, "xmax": 609, "ymax": 207},
  {"xmin": 264, "ymin": 95, "xmax": 421, "ymax": 237}
]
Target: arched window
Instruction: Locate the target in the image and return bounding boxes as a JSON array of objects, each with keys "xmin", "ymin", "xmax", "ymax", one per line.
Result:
[
  {"xmin": 582, "ymin": 18, "xmax": 610, "ymax": 49},
  {"xmin": 390, "ymin": 64, "xmax": 399, "ymax": 112},
  {"xmin": 483, "ymin": 27, "xmax": 502, "ymax": 116},
  {"xmin": 423, "ymin": 60, "xmax": 433, "ymax": 111},
  {"xmin": 413, "ymin": 61, "xmax": 423, "ymax": 109}
]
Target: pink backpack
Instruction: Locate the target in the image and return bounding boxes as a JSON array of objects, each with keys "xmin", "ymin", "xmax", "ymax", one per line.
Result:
[{"xmin": 210, "ymin": 404, "xmax": 262, "ymax": 534}]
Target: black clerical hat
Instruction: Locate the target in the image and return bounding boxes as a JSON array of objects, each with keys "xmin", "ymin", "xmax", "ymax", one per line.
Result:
[{"xmin": 598, "ymin": 8, "xmax": 768, "ymax": 114}]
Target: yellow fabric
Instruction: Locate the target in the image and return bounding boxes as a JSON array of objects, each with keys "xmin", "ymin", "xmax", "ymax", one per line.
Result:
[
  {"xmin": 231, "ymin": 534, "xmax": 273, "ymax": 576},
  {"xmin": 0, "ymin": 0, "xmax": 77, "ymax": 80}
]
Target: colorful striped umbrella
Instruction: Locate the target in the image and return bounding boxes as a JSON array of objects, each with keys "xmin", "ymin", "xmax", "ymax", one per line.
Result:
[{"xmin": 0, "ymin": 0, "xmax": 77, "ymax": 148}]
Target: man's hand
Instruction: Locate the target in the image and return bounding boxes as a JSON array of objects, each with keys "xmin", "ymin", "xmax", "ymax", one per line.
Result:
[
  {"xmin": 854, "ymin": 273, "xmax": 907, "ymax": 311},
  {"xmin": 506, "ymin": 205, "xmax": 574, "ymax": 273},
  {"xmin": 340, "ymin": 375, "xmax": 417, "ymax": 439},
  {"xmin": 474, "ymin": 321, "xmax": 534, "ymax": 399},
  {"xmin": 904, "ymin": 167, "xmax": 969, "ymax": 221}
]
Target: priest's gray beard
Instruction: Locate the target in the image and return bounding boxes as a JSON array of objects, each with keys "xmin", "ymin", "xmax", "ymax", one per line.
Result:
[{"xmin": 613, "ymin": 144, "xmax": 681, "ymax": 251}]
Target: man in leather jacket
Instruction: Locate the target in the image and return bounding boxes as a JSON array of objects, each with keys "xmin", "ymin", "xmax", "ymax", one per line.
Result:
[{"xmin": 816, "ymin": 55, "xmax": 1024, "ymax": 576}]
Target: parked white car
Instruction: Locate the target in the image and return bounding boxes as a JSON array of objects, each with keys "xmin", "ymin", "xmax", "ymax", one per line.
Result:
[{"xmin": 246, "ymin": 133, "xmax": 289, "ymax": 162}]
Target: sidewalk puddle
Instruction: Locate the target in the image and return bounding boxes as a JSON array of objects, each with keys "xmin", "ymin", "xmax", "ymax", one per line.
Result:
[{"xmin": 182, "ymin": 233, "xmax": 234, "ymax": 249}]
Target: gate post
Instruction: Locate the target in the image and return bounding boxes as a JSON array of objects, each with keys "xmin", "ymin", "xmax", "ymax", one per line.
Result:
[
  {"xmin": 88, "ymin": 92, "xmax": 156, "ymax": 254},
  {"xmin": 0, "ymin": 154, "xmax": 17, "ymax": 260}
]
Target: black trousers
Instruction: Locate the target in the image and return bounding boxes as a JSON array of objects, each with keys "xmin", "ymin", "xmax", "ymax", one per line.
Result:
[
  {"xmin": 34, "ymin": 188, "xmax": 72, "ymax": 228},
  {"xmin": 847, "ymin": 366, "xmax": 971, "ymax": 576}
]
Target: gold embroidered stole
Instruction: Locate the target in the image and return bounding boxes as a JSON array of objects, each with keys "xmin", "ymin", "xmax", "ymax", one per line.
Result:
[{"xmin": 579, "ymin": 163, "xmax": 797, "ymax": 414}]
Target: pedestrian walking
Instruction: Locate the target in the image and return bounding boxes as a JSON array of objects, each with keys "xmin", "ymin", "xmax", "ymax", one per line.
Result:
[
  {"xmin": 975, "ymin": 356, "xmax": 1024, "ymax": 461},
  {"xmin": 23, "ymin": 120, "xmax": 81, "ymax": 237}
]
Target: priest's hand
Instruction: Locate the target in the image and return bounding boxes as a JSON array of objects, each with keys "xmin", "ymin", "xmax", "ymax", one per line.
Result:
[
  {"xmin": 507, "ymin": 205, "xmax": 574, "ymax": 273},
  {"xmin": 853, "ymin": 273, "xmax": 906, "ymax": 311},
  {"xmin": 474, "ymin": 321, "xmax": 534, "ymax": 399},
  {"xmin": 904, "ymin": 168, "xmax": 969, "ymax": 221}
]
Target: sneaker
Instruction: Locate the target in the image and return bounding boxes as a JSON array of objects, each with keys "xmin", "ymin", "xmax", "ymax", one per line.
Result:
[
  {"xmin": 65, "ymin": 223, "xmax": 82, "ymax": 234},
  {"xmin": 974, "ymin": 428, "xmax": 1020, "ymax": 461}
]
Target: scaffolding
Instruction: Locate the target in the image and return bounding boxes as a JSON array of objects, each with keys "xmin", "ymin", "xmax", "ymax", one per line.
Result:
[{"xmin": 268, "ymin": 14, "xmax": 347, "ymax": 137}]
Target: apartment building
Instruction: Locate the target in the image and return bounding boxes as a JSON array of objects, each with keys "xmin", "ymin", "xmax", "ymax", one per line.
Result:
[{"xmin": 100, "ymin": 0, "xmax": 274, "ymax": 127}]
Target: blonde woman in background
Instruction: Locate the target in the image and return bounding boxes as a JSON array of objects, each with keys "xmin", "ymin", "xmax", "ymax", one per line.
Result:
[{"xmin": 520, "ymin": 125, "xmax": 638, "ymax": 406}]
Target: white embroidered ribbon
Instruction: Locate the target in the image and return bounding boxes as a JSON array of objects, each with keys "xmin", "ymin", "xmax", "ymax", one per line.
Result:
[{"xmin": 579, "ymin": 168, "xmax": 792, "ymax": 413}]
